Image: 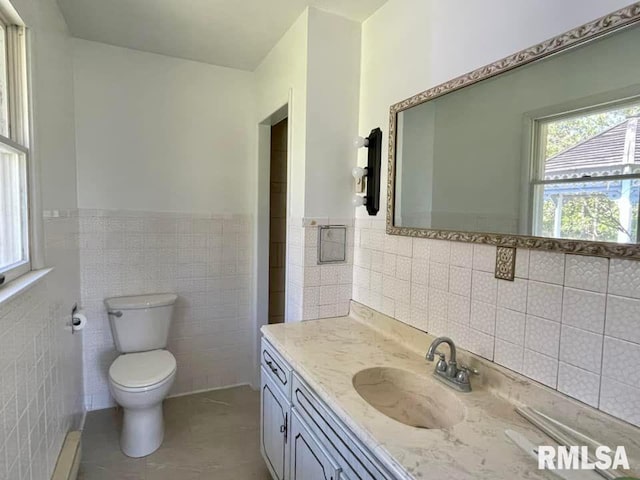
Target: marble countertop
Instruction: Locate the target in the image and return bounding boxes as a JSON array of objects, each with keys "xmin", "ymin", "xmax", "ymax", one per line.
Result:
[{"xmin": 262, "ymin": 313, "xmax": 611, "ymax": 480}]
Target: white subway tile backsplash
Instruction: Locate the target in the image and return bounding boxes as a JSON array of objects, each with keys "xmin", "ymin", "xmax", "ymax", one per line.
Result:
[
  {"xmin": 449, "ymin": 267, "xmax": 472, "ymax": 297},
  {"xmin": 528, "ymin": 251, "xmax": 565, "ymax": 285},
  {"xmin": 497, "ymin": 278, "xmax": 528, "ymax": 312},
  {"xmin": 472, "ymin": 244, "xmax": 496, "ymax": 272},
  {"xmin": 526, "ymin": 281, "xmax": 563, "ymax": 321},
  {"xmin": 561, "ymin": 287, "xmax": 606, "ymax": 334},
  {"xmin": 468, "ymin": 329, "xmax": 495, "ymax": 360},
  {"xmin": 608, "ymin": 259, "xmax": 640, "ymax": 299},
  {"xmin": 523, "ymin": 349, "xmax": 558, "ymax": 388},
  {"xmin": 411, "ymin": 257, "xmax": 429, "ymax": 285},
  {"xmin": 354, "ymin": 220, "xmax": 640, "ymax": 426},
  {"xmin": 428, "ymin": 289, "xmax": 448, "ymax": 331},
  {"xmin": 605, "ymin": 295, "xmax": 640, "ymax": 344},
  {"xmin": 448, "ymin": 293, "xmax": 470, "ymax": 325},
  {"xmin": 429, "ymin": 262, "xmax": 449, "ymax": 291},
  {"xmin": 470, "ymin": 301, "xmax": 496, "ymax": 335},
  {"xmin": 559, "ymin": 326, "xmax": 603, "ymax": 373},
  {"xmin": 471, "ymin": 270, "xmax": 497, "ymax": 304},
  {"xmin": 564, "ymin": 255, "xmax": 609, "ymax": 293},
  {"xmin": 557, "ymin": 363, "xmax": 600, "ymax": 408},
  {"xmin": 494, "ymin": 339, "xmax": 524, "ymax": 372},
  {"xmin": 430, "ymin": 240, "xmax": 451, "ymax": 264},
  {"xmin": 525, "ymin": 315, "xmax": 561, "ymax": 358},
  {"xmin": 450, "ymin": 242, "xmax": 473, "ymax": 267},
  {"xmin": 412, "ymin": 238, "xmax": 430, "ymax": 260},
  {"xmin": 496, "ymin": 308, "xmax": 526, "ymax": 345},
  {"xmin": 396, "ymin": 255, "xmax": 412, "ymax": 281},
  {"xmin": 396, "ymin": 236, "xmax": 413, "ymax": 258},
  {"xmin": 602, "ymin": 337, "xmax": 640, "ymax": 387},
  {"xmin": 599, "ymin": 377, "xmax": 640, "ymax": 427},
  {"xmin": 514, "ymin": 248, "xmax": 530, "ymax": 279}
]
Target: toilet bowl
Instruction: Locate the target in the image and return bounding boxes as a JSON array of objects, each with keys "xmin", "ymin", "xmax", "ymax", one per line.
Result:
[
  {"xmin": 105, "ymin": 293, "xmax": 178, "ymax": 458},
  {"xmin": 108, "ymin": 349, "xmax": 177, "ymax": 457}
]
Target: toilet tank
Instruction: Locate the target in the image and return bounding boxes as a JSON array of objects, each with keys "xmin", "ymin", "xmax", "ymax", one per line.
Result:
[{"xmin": 104, "ymin": 293, "xmax": 178, "ymax": 353}]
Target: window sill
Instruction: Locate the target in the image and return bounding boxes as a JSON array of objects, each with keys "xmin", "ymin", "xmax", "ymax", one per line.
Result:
[{"xmin": 0, "ymin": 268, "xmax": 53, "ymax": 305}]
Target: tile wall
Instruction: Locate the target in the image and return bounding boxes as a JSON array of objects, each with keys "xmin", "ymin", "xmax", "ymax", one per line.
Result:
[
  {"xmin": 79, "ymin": 209, "xmax": 254, "ymax": 410},
  {"xmin": 353, "ymin": 218, "xmax": 640, "ymax": 428},
  {"xmin": 286, "ymin": 220, "xmax": 354, "ymax": 321},
  {"xmin": 0, "ymin": 212, "xmax": 84, "ymax": 480}
]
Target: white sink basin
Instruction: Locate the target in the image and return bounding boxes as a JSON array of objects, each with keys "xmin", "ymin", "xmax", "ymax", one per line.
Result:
[{"xmin": 352, "ymin": 367, "xmax": 465, "ymax": 429}]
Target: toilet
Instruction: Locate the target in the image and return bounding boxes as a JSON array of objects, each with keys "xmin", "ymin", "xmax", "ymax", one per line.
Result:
[{"xmin": 105, "ymin": 293, "xmax": 178, "ymax": 458}]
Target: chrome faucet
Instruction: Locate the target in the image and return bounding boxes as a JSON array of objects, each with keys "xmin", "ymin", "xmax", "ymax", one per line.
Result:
[{"xmin": 426, "ymin": 337, "xmax": 476, "ymax": 392}]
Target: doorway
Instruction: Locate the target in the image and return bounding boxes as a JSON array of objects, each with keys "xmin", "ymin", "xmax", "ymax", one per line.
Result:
[{"xmin": 268, "ymin": 119, "xmax": 288, "ymax": 324}]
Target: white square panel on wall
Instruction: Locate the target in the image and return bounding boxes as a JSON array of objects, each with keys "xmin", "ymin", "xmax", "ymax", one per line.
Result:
[
  {"xmin": 561, "ymin": 288, "xmax": 606, "ymax": 334},
  {"xmin": 528, "ymin": 251, "xmax": 565, "ymax": 285},
  {"xmin": 526, "ymin": 281, "xmax": 563, "ymax": 322},
  {"xmin": 605, "ymin": 295, "xmax": 640, "ymax": 344},
  {"xmin": 557, "ymin": 362, "xmax": 600, "ymax": 408},
  {"xmin": 608, "ymin": 259, "xmax": 640, "ymax": 299},
  {"xmin": 559, "ymin": 325, "xmax": 603, "ymax": 374},
  {"xmin": 564, "ymin": 255, "xmax": 609, "ymax": 293}
]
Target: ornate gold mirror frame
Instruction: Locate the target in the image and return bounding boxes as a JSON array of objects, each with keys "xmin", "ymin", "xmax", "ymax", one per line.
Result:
[{"xmin": 387, "ymin": 2, "xmax": 640, "ymax": 259}]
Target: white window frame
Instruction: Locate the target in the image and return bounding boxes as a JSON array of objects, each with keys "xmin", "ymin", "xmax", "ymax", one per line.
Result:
[
  {"xmin": 0, "ymin": 6, "xmax": 32, "ymax": 287},
  {"xmin": 529, "ymin": 96, "xmax": 640, "ymax": 242}
]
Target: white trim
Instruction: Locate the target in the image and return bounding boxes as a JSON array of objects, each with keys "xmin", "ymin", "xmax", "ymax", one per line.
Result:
[
  {"xmin": 0, "ymin": 267, "xmax": 52, "ymax": 305},
  {"xmin": 166, "ymin": 382, "xmax": 254, "ymax": 400}
]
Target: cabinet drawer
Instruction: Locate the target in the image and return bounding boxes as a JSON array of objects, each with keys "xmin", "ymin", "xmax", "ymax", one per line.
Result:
[
  {"xmin": 292, "ymin": 374, "xmax": 392, "ymax": 480},
  {"xmin": 261, "ymin": 338, "xmax": 292, "ymax": 399}
]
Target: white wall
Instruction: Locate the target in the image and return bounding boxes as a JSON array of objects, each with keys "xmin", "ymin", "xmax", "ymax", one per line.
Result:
[
  {"xmin": 72, "ymin": 40, "xmax": 258, "ymax": 408},
  {"xmin": 255, "ymin": 10, "xmax": 308, "ymax": 221},
  {"xmin": 0, "ymin": 0, "xmax": 83, "ymax": 478},
  {"xmin": 354, "ymin": 0, "xmax": 640, "ymax": 427},
  {"xmin": 304, "ymin": 8, "xmax": 361, "ymax": 220},
  {"xmin": 73, "ymin": 39, "xmax": 256, "ymax": 214}
]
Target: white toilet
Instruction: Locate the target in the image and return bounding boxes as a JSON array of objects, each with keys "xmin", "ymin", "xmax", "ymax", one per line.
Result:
[{"xmin": 105, "ymin": 293, "xmax": 178, "ymax": 458}]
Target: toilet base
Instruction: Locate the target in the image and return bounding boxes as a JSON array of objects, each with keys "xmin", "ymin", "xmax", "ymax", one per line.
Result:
[{"xmin": 121, "ymin": 404, "xmax": 164, "ymax": 457}]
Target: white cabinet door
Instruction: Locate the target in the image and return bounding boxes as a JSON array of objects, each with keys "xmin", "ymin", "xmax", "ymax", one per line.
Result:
[
  {"xmin": 262, "ymin": 369, "xmax": 289, "ymax": 480},
  {"xmin": 290, "ymin": 410, "xmax": 342, "ymax": 480}
]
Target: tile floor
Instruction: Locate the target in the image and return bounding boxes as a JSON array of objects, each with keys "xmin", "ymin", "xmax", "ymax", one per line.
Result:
[{"xmin": 79, "ymin": 386, "xmax": 271, "ymax": 479}]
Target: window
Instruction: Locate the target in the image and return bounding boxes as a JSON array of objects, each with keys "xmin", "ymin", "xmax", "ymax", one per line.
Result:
[
  {"xmin": 531, "ymin": 100, "xmax": 640, "ymax": 243},
  {"xmin": 0, "ymin": 14, "xmax": 29, "ymax": 286}
]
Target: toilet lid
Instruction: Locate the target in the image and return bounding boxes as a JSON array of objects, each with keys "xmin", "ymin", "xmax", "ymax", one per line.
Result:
[{"xmin": 110, "ymin": 350, "xmax": 176, "ymax": 388}]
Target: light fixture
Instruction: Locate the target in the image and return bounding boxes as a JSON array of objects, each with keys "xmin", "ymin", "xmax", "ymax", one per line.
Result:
[
  {"xmin": 352, "ymin": 194, "xmax": 366, "ymax": 206},
  {"xmin": 354, "ymin": 136, "xmax": 369, "ymax": 148},
  {"xmin": 352, "ymin": 128, "xmax": 382, "ymax": 216}
]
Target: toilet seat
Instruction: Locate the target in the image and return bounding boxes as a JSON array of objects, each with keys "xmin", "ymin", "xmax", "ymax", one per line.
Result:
[{"xmin": 109, "ymin": 350, "xmax": 176, "ymax": 391}]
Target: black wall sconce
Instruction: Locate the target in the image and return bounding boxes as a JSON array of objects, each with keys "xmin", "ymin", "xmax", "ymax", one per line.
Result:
[{"xmin": 352, "ymin": 127, "xmax": 382, "ymax": 216}]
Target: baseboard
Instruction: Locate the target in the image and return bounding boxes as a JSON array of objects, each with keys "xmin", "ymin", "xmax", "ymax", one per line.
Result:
[
  {"xmin": 78, "ymin": 410, "xmax": 87, "ymax": 431},
  {"xmin": 167, "ymin": 382, "xmax": 254, "ymax": 399}
]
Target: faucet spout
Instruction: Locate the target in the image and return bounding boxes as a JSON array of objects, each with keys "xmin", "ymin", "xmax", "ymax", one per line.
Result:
[{"xmin": 426, "ymin": 336, "xmax": 457, "ymax": 364}]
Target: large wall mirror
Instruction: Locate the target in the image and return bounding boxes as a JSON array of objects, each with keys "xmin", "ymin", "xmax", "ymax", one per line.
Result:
[{"xmin": 388, "ymin": 3, "xmax": 640, "ymax": 258}]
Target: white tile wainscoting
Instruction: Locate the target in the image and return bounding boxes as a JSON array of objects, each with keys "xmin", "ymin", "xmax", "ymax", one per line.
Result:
[
  {"xmin": 78, "ymin": 209, "xmax": 254, "ymax": 410},
  {"xmin": 0, "ymin": 212, "xmax": 84, "ymax": 480},
  {"xmin": 286, "ymin": 218, "xmax": 354, "ymax": 322},
  {"xmin": 352, "ymin": 218, "xmax": 640, "ymax": 428}
]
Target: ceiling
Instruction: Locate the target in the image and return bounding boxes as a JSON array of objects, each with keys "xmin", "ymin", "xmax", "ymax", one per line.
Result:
[{"xmin": 57, "ymin": 0, "xmax": 387, "ymax": 71}]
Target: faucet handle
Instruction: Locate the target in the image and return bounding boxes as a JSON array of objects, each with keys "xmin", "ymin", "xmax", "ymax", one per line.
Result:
[
  {"xmin": 460, "ymin": 365, "xmax": 479, "ymax": 375},
  {"xmin": 435, "ymin": 352, "xmax": 448, "ymax": 373}
]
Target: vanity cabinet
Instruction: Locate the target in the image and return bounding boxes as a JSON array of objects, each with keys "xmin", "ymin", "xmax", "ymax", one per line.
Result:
[
  {"xmin": 261, "ymin": 338, "xmax": 393, "ymax": 480},
  {"xmin": 261, "ymin": 371, "xmax": 289, "ymax": 480},
  {"xmin": 290, "ymin": 410, "xmax": 342, "ymax": 480}
]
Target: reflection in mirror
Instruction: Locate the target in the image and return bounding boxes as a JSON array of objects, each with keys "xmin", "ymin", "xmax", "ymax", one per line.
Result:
[{"xmin": 394, "ymin": 24, "xmax": 640, "ymax": 244}]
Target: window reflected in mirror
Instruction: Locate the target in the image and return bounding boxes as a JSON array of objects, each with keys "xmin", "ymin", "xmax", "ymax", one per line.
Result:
[{"xmin": 532, "ymin": 102, "xmax": 640, "ymax": 243}]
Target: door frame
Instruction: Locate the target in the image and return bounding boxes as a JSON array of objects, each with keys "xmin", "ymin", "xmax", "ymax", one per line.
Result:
[{"xmin": 254, "ymin": 91, "xmax": 293, "ymax": 388}]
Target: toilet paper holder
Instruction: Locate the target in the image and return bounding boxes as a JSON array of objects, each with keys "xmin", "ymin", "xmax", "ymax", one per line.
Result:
[{"xmin": 70, "ymin": 304, "xmax": 88, "ymax": 333}]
